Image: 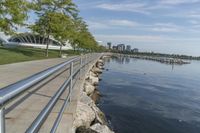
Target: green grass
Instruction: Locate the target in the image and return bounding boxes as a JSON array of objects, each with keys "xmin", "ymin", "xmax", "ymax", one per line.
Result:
[{"xmin": 0, "ymin": 46, "xmax": 79, "ymax": 65}]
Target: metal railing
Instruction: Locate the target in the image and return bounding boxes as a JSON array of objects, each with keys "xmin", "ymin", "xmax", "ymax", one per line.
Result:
[{"xmin": 0, "ymin": 53, "xmax": 102, "ymax": 133}]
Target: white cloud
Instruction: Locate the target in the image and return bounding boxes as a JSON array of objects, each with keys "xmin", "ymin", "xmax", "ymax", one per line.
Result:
[
  {"xmin": 94, "ymin": 1, "xmax": 184, "ymax": 14},
  {"xmin": 187, "ymin": 11, "xmax": 200, "ymax": 19},
  {"xmin": 108, "ymin": 19, "xmax": 139, "ymax": 27},
  {"xmin": 87, "ymin": 19, "xmax": 183, "ymax": 33},
  {"xmin": 95, "ymin": 34, "xmax": 200, "ymax": 44},
  {"xmin": 159, "ymin": 0, "xmax": 200, "ymax": 5},
  {"xmin": 87, "ymin": 21, "xmax": 109, "ymax": 29},
  {"xmin": 96, "ymin": 3, "xmax": 150, "ymax": 14},
  {"xmin": 151, "ymin": 27, "xmax": 180, "ymax": 32},
  {"xmin": 95, "ymin": 34, "xmax": 166, "ymax": 43},
  {"xmin": 189, "ymin": 20, "xmax": 199, "ymax": 24},
  {"xmin": 87, "ymin": 19, "xmax": 139, "ymax": 30},
  {"xmin": 150, "ymin": 23, "xmax": 181, "ymax": 32},
  {"xmin": 166, "ymin": 10, "xmax": 200, "ymax": 20}
]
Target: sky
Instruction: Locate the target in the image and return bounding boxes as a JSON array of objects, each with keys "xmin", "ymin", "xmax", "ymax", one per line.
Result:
[{"xmin": 73, "ymin": 0, "xmax": 200, "ymax": 56}]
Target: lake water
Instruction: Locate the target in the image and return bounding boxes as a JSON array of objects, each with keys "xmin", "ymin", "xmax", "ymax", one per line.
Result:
[{"xmin": 98, "ymin": 56, "xmax": 200, "ymax": 133}]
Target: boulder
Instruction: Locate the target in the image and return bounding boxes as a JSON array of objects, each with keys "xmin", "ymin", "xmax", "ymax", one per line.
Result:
[
  {"xmin": 84, "ymin": 82, "xmax": 95, "ymax": 95},
  {"xmin": 97, "ymin": 59, "xmax": 104, "ymax": 64},
  {"xmin": 97, "ymin": 65, "xmax": 104, "ymax": 70},
  {"xmin": 90, "ymin": 123, "xmax": 114, "ymax": 133},
  {"xmin": 80, "ymin": 91, "xmax": 94, "ymax": 106},
  {"xmin": 89, "ymin": 73, "xmax": 99, "ymax": 85},
  {"xmin": 74, "ymin": 102, "xmax": 96, "ymax": 128},
  {"xmin": 92, "ymin": 67, "xmax": 103, "ymax": 74},
  {"xmin": 91, "ymin": 90, "xmax": 101, "ymax": 103},
  {"xmin": 76, "ymin": 126, "xmax": 98, "ymax": 133},
  {"xmin": 90, "ymin": 70, "xmax": 98, "ymax": 77},
  {"xmin": 91, "ymin": 104, "xmax": 107, "ymax": 125}
]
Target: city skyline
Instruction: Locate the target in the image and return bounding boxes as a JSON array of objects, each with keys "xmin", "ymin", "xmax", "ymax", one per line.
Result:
[{"xmin": 74, "ymin": 0, "xmax": 200, "ymax": 56}]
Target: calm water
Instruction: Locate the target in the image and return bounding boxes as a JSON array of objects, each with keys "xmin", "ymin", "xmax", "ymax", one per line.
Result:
[{"xmin": 98, "ymin": 57, "xmax": 200, "ymax": 133}]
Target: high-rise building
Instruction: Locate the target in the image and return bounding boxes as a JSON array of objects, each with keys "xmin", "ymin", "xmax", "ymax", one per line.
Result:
[
  {"xmin": 132, "ymin": 48, "xmax": 139, "ymax": 53},
  {"xmin": 112, "ymin": 46, "xmax": 117, "ymax": 50},
  {"xmin": 117, "ymin": 44, "xmax": 125, "ymax": 51},
  {"xmin": 126, "ymin": 45, "xmax": 131, "ymax": 51},
  {"xmin": 107, "ymin": 42, "xmax": 112, "ymax": 49}
]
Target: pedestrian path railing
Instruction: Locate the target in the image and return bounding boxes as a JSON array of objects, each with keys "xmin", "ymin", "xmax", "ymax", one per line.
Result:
[{"xmin": 0, "ymin": 53, "xmax": 102, "ymax": 133}]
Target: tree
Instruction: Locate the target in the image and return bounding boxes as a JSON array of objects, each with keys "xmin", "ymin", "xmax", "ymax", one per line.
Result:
[
  {"xmin": 30, "ymin": 0, "xmax": 78, "ymax": 57},
  {"xmin": 69, "ymin": 16, "xmax": 100, "ymax": 52},
  {"xmin": 0, "ymin": 0, "xmax": 29, "ymax": 35},
  {"xmin": 50, "ymin": 13, "xmax": 74, "ymax": 56}
]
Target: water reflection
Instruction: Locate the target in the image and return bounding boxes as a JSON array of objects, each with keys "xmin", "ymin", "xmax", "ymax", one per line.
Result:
[
  {"xmin": 111, "ymin": 56, "xmax": 130, "ymax": 64},
  {"xmin": 99, "ymin": 57, "xmax": 200, "ymax": 133}
]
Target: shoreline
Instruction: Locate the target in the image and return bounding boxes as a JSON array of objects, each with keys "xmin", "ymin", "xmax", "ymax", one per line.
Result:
[{"xmin": 73, "ymin": 55, "xmax": 114, "ymax": 133}]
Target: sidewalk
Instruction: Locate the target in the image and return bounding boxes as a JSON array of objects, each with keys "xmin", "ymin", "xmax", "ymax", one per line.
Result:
[
  {"xmin": 0, "ymin": 57, "xmax": 74, "ymax": 133},
  {"xmin": 0, "ymin": 57, "xmax": 74, "ymax": 88},
  {"xmin": 0, "ymin": 56, "xmax": 99, "ymax": 133}
]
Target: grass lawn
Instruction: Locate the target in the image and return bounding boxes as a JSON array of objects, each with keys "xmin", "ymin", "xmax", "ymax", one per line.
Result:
[{"xmin": 0, "ymin": 46, "xmax": 79, "ymax": 65}]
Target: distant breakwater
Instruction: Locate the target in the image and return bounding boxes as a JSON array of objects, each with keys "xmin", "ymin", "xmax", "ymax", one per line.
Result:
[{"xmin": 114, "ymin": 54, "xmax": 190, "ymax": 65}]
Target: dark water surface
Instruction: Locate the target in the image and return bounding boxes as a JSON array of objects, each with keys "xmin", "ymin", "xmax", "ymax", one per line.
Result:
[{"xmin": 98, "ymin": 57, "xmax": 200, "ymax": 133}]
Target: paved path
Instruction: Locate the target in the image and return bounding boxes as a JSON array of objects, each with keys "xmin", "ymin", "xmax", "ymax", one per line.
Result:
[
  {"xmin": 0, "ymin": 57, "xmax": 75, "ymax": 88},
  {"xmin": 0, "ymin": 56, "xmax": 90, "ymax": 133}
]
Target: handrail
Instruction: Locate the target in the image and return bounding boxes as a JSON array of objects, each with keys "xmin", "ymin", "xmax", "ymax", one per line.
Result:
[
  {"xmin": 0, "ymin": 53, "xmax": 103, "ymax": 133},
  {"xmin": 0, "ymin": 57, "xmax": 79, "ymax": 107}
]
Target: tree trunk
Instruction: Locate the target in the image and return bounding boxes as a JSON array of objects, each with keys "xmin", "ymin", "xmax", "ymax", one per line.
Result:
[
  {"xmin": 73, "ymin": 46, "xmax": 75, "ymax": 52},
  {"xmin": 46, "ymin": 35, "xmax": 50, "ymax": 57},
  {"xmin": 59, "ymin": 45, "xmax": 62, "ymax": 57}
]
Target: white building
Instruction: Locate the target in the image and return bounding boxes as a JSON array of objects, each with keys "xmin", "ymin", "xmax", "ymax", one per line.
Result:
[{"xmin": 0, "ymin": 32, "xmax": 72, "ymax": 50}]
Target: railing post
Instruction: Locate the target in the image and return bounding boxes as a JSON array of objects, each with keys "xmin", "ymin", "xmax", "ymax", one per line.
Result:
[
  {"xmin": 69, "ymin": 62, "xmax": 73, "ymax": 102},
  {"xmin": 80, "ymin": 56, "xmax": 83, "ymax": 69},
  {"xmin": 85, "ymin": 54, "xmax": 87, "ymax": 67},
  {"xmin": 84, "ymin": 55, "xmax": 87, "ymax": 72},
  {"xmin": 80, "ymin": 56, "xmax": 83, "ymax": 79},
  {"xmin": 0, "ymin": 107, "xmax": 5, "ymax": 133},
  {"xmin": 88, "ymin": 53, "xmax": 90, "ymax": 63}
]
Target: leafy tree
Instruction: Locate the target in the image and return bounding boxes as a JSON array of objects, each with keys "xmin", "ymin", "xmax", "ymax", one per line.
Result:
[
  {"xmin": 30, "ymin": 0, "xmax": 78, "ymax": 57},
  {"xmin": 0, "ymin": 0, "xmax": 29, "ymax": 35},
  {"xmin": 49, "ymin": 12, "xmax": 74, "ymax": 56},
  {"xmin": 70, "ymin": 16, "xmax": 100, "ymax": 53}
]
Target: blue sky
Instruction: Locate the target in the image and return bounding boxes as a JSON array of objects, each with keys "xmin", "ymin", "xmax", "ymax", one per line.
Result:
[{"xmin": 74, "ymin": 0, "xmax": 200, "ymax": 56}]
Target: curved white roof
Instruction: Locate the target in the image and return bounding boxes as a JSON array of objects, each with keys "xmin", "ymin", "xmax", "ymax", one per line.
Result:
[{"xmin": 0, "ymin": 32, "xmax": 9, "ymax": 43}]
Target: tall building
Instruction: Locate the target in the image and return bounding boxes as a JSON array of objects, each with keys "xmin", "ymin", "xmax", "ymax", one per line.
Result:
[
  {"xmin": 107, "ymin": 42, "xmax": 112, "ymax": 49},
  {"xmin": 112, "ymin": 46, "xmax": 117, "ymax": 50},
  {"xmin": 132, "ymin": 48, "xmax": 139, "ymax": 53},
  {"xmin": 117, "ymin": 44, "xmax": 125, "ymax": 51},
  {"xmin": 126, "ymin": 45, "xmax": 131, "ymax": 52}
]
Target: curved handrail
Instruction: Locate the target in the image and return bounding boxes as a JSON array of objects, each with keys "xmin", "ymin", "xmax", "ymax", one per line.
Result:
[
  {"xmin": 0, "ymin": 53, "xmax": 103, "ymax": 133},
  {"xmin": 0, "ymin": 57, "xmax": 79, "ymax": 107}
]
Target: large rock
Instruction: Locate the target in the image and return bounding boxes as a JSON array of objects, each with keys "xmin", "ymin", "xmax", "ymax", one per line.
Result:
[
  {"xmin": 90, "ymin": 70, "xmax": 98, "ymax": 77},
  {"xmin": 80, "ymin": 91, "xmax": 94, "ymax": 106},
  {"xmin": 96, "ymin": 59, "xmax": 105, "ymax": 70},
  {"xmin": 90, "ymin": 123, "xmax": 114, "ymax": 133},
  {"xmin": 91, "ymin": 104, "xmax": 107, "ymax": 125},
  {"xmin": 92, "ymin": 67, "xmax": 103, "ymax": 74},
  {"xmin": 91, "ymin": 90, "xmax": 101, "ymax": 103},
  {"xmin": 76, "ymin": 126, "xmax": 98, "ymax": 133},
  {"xmin": 84, "ymin": 81, "xmax": 95, "ymax": 95},
  {"xmin": 89, "ymin": 72, "xmax": 99, "ymax": 85},
  {"xmin": 74, "ymin": 102, "xmax": 96, "ymax": 128},
  {"xmin": 97, "ymin": 59, "xmax": 104, "ymax": 64}
]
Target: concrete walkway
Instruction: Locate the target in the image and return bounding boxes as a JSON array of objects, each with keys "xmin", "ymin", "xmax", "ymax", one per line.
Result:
[
  {"xmin": 0, "ymin": 57, "xmax": 89, "ymax": 133},
  {"xmin": 0, "ymin": 57, "xmax": 75, "ymax": 88}
]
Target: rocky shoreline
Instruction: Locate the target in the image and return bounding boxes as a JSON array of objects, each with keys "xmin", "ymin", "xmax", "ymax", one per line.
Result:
[{"xmin": 73, "ymin": 56, "xmax": 114, "ymax": 133}]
